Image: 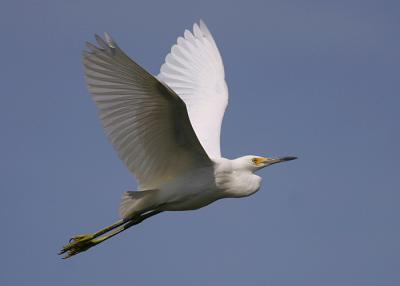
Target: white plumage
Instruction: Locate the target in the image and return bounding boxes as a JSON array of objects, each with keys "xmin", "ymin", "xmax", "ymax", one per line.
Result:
[
  {"xmin": 83, "ymin": 33, "xmax": 210, "ymax": 191},
  {"xmin": 158, "ymin": 20, "xmax": 228, "ymax": 159},
  {"xmin": 60, "ymin": 20, "xmax": 296, "ymax": 259}
]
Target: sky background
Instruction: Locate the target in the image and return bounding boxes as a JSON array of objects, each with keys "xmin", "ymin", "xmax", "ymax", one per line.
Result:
[{"xmin": 1, "ymin": 0, "xmax": 399, "ymax": 285}]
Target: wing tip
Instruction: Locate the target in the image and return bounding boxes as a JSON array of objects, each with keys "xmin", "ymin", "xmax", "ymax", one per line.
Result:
[
  {"xmin": 104, "ymin": 32, "xmax": 116, "ymax": 48},
  {"xmin": 198, "ymin": 19, "xmax": 210, "ymax": 35},
  {"xmin": 87, "ymin": 33, "xmax": 117, "ymax": 50}
]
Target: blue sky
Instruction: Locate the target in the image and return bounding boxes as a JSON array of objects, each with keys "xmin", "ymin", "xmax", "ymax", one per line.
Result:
[{"xmin": 1, "ymin": 0, "xmax": 399, "ymax": 285}]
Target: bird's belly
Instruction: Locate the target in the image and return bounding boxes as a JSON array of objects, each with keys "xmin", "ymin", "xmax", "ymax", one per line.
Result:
[
  {"xmin": 160, "ymin": 189, "xmax": 220, "ymax": 211},
  {"xmin": 157, "ymin": 167, "xmax": 221, "ymax": 211}
]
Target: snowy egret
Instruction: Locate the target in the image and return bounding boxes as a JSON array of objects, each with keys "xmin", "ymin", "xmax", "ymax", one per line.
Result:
[{"xmin": 59, "ymin": 20, "xmax": 297, "ymax": 259}]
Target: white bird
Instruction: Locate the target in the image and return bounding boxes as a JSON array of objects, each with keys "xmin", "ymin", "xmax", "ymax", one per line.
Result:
[{"xmin": 60, "ymin": 20, "xmax": 296, "ymax": 258}]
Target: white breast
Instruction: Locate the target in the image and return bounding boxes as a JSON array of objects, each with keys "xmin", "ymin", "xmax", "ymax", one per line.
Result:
[{"xmin": 213, "ymin": 157, "xmax": 262, "ymax": 198}]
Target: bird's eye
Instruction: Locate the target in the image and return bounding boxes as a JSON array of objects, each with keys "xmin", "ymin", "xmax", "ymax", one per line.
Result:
[{"xmin": 252, "ymin": 158, "xmax": 258, "ymax": 165}]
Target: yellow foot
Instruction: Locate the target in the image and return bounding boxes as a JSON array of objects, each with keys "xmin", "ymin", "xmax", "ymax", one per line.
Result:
[{"xmin": 59, "ymin": 233, "xmax": 97, "ymax": 259}]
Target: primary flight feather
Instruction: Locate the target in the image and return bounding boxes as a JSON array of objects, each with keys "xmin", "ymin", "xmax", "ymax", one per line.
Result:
[
  {"xmin": 60, "ymin": 20, "xmax": 296, "ymax": 258},
  {"xmin": 158, "ymin": 20, "xmax": 228, "ymax": 159}
]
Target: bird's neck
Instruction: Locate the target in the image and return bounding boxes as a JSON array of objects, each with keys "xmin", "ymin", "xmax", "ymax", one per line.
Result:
[
  {"xmin": 213, "ymin": 157, "xmax": 262, "ymax": 198},
  {"xmin": 227, "ymin": 171, "xmax": 262, "ymax": 198}
]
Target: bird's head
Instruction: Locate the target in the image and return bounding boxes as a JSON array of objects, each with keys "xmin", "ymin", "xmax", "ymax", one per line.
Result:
[{"xmin": 235, "ymin": 155, "xmax": 297, "ymax": 172}]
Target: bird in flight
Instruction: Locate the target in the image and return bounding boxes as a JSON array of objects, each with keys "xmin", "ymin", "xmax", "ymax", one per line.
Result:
[{"xmin": 59, "ymin": 20, "xmax": 297, "ymax": 259}]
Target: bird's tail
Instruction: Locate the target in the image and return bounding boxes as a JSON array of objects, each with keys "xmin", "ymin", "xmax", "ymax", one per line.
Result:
[{"xmin": 119, "ymin": 189, "xmax": 160, "ymax": 219}]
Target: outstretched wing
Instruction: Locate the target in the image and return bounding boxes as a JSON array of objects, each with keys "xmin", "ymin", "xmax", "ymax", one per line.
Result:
[
  {"xmin": 158, "ymin": 20, "xmax": 228, "ymax": 159},
  {"xmin": 83, "ymin": 34, "xmax": 212, "ymax": 190}
]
